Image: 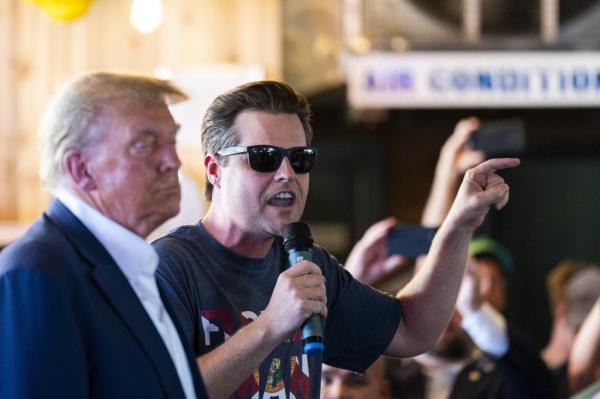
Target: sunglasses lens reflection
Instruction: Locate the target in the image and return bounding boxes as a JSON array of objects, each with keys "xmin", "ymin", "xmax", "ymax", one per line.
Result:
[
  {"xmin": 249, "ymin": 147, "xmax": 282, "ymax": 172},
  {"xmin": 289, "ymin": 149, "xmax": 315, "ymax": 173}
]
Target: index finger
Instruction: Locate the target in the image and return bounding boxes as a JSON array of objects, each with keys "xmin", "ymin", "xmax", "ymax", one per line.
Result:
[{"xmin": 471, "ymin": 158, "xmax": 520, "ymax": 177}]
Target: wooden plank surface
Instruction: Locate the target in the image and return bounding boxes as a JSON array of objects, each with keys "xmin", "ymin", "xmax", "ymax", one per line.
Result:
[
  {"xmin": 0, "ymin": 0, "xmax": 16, "ymax": 220},
  {"xmin": 1, "ymin": 0, "xmax": 283, "ymax": 222}
]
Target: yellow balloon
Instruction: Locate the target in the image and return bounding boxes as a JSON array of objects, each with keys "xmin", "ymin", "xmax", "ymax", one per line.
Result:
[
  {"xmin": 44, "ymin": 0, "xmax": 93, "ymax": 22},
  {"xmin": 21, "ymin": 0, "xmax": 93, "ymax": 22},
  {"xmin": 21, "ymin": 0, "xmax": 46, "ymax": 5}
]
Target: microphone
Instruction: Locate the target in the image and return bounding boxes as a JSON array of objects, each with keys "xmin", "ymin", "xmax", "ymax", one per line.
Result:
[{"xmin": 283, "ymin": 222, "xmax": 324, "ymax": 355}]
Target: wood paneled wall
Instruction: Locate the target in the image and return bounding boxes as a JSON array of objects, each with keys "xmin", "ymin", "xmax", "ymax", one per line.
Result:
[
  {"xmin": 0, "ymin": 0, "xmax": 16, "ymax": 221},
  {"xmin": 0, "ymin": 0, "xmax": 282, "ymax": 222}
]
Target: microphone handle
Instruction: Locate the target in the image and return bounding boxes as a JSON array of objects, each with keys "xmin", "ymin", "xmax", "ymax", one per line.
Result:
[{"xmin": 287, "ymin": 248, "xmax": 325, "ymax": 354}]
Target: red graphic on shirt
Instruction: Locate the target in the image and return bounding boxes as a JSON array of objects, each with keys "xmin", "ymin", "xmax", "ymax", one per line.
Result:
[
  {"xmin": 199, "ymin": 309, "xmax": 311, "ymax": 398},
  {"xmin": 201, "ymin": 309, "xmax": 233, "ymax": 336},
  {"xmin": 289, "ymin": 355, "xmax": 310, "ymax": 398}
]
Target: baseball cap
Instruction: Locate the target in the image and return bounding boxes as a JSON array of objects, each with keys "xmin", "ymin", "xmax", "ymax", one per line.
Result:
[{"xmin": 468, "ymin": 235, "xmax": 514, "ymax": 274}]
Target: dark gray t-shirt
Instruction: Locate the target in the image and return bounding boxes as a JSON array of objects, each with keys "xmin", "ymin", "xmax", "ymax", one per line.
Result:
[{"xmin": 154, "ymin": 224, "xmax": 402, "ymax": 399}]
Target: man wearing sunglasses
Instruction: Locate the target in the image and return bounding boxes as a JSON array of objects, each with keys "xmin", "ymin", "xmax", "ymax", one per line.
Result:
[{"xmin": 153, "ymin": 81, "xmax": 519, "ymax": 399}]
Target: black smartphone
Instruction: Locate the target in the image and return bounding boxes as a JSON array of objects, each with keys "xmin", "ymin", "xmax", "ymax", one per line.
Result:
[
  {"xmin": 387, "ymin": 225, "xmax": 438, "ymax": 258},
  {"xmin": 468, "ymin": 118, "xmax": 526, "ymax": 157}
]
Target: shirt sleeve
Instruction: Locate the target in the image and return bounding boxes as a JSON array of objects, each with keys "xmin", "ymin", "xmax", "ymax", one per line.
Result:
[
  {"xmin": 316, "ymin": 247, "xmax": 403, "ymax": 373},
  {"xmin": 461, "ymin": 302, "xmax": 509, "ymax": 357}
]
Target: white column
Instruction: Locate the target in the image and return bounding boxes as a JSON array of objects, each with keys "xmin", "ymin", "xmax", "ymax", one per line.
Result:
[
  {"xmin": 541, "ymin": 0, "xmax": 559, "ymax": 44},
  {"xmin": 463, "ymin": 0, "xmax": 481, "ymax": 43}
]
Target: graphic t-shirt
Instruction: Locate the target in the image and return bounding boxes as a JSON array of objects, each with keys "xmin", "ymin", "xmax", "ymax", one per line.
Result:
[{"xmin": 154, "ymin": 224, "xmax": 402, "ymax": 399}]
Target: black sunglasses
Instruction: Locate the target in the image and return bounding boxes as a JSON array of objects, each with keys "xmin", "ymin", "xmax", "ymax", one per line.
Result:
[{"xmin": 216, "ymin": 145, "xmax": 317, "ymax": 174}]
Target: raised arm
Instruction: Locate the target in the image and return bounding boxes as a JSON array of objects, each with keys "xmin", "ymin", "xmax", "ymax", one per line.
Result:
[
  {"xmin": 385, "ymin": 157, "xmax": 520, "ymax": 357},
  {"xmin": 568, "ymin": 297, "xmax": 600, "ymax": 393}
]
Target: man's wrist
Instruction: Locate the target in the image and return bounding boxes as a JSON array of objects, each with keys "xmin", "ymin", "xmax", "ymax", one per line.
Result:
[
  {"xmin": 251, "ymin": 313, "xmax": 280, "ymax": 346},
  {"xmin": 438, "ymin": 214, "xmax": 478, "ymax": 240}
]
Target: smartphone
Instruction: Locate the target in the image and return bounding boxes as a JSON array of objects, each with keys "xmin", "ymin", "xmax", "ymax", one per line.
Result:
[
  {"xmin": 468, "ymin": 118, "xmax": 526, "ymax": 157},
  {"xmin": 387, "ymin": 225, "xmax": 438, "ymax": 258}
]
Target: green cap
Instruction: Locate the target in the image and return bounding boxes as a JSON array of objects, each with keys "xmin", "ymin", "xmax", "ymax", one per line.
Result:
[{"xmin": 468, "ymin": 235, "xmax": 514, "ymax": 274}]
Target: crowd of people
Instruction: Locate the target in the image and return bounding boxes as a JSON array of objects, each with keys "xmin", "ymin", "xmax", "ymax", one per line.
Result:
[
  {"xmin": 328, "ymin": 116, "xmax": 600, "ymax": 399},
  {"xmin": 0, "ymin": 71, "xmax": 597, "ymax": 399}
]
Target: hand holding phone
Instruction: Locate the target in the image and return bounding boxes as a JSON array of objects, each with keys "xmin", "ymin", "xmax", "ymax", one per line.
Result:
[{"xmin": 468, "ymin": 118, "xmax": 526, "ymax": 158}]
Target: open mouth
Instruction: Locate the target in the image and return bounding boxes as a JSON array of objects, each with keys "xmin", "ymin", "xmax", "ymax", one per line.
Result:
[{"xmin": 267, "ymin": 191, "xmax": 296, "ymax": 208}]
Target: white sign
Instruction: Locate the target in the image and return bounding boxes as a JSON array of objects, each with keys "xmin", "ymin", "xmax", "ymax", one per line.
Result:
[{"xmin": 346, "ymin": 52, "xmax": 600, "ymax": 108}]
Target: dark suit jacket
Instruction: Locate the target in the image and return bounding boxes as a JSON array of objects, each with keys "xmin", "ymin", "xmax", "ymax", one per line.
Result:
[
  {"xmin": 493, "ymin": 323, "xmax": 555, "ymax": 398},
  {"xmin": 0, "ymin": 199, "xmax": 208, "ymax": 398}
]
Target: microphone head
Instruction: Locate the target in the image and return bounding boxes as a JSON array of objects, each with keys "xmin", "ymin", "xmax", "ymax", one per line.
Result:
[{"xmin": 283, "ymin": 222, "xmax": 313, "ymax": 251}]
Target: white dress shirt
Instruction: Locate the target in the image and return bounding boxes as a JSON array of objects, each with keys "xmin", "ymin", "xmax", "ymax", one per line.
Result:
[{"xmin": 56, "ymin": 190, "xmax": 196, "ymax": 399}]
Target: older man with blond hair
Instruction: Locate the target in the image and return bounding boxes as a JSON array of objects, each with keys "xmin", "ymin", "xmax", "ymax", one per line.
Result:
[{"xmin": 0, "ymin": 72, "xmax": 208, "ymax": 399}]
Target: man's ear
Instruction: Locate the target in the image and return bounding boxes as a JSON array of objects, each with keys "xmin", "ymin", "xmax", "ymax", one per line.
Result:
[
  {"xmin": 204, "ymin": 153, "xmax": 221, "ymax": 189},
  {"xmin": 63, "ymin": 149, "xmax": 97, "ymax": 191}
]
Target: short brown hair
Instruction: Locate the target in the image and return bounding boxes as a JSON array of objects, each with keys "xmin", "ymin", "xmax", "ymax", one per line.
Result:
[
  {"xmin": 546, "ymin": 259, "xmax": 585, "ymax": 314},
  {"xmin": 39, "ymin": 72, "xmax": 187, "ymax": 191},
  {"xmin": 201, "ymin": 80, "xmax": 313, "ymax": 200}
]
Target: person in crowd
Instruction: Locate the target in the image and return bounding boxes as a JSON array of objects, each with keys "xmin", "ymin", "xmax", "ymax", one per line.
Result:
[
  {"xmin": 420, "ymin": 117, "xmax": 513, "ymax": 315},
  {"xmin": 541, "ymin": 260, "xmax": 586, "ymax": 396},
  {"xmin": 386, "ymin": 260, "xmax": 524, "ymax": 399},
  {"xmin": 347, "ymin": 117, "xmax": 550, "ymax": 398},
  {"xmin": 466, "ymin": 235, "xmax": 513, "ymax": 313},
  {"xmin": 566, "ymin": 269, "xmax": 600, "ymax": 393},
  {"xmin": 347, "ymin": 244, "xmax": 552, "ymax": 399},
  {"xmin": 346, "ymin": 227, "xmax": 554, "ymax": 398},
  {"xmin": 321, "ymin": 357, "xmax": 391, "ymax": 399},
  {"xmin": 0, "ymin": 72, "xmax": 208, "ymax": 399},
  {"xmin": 347, "ymin": 236, "xmax": 550, "ymax": 398},
  {"xmin": 153, "ymin": 81, "xmax": 519, "ymax": 398},
  {"xmin": 542, "ymin": 259, "xmax": 585, "ymax": 368}
]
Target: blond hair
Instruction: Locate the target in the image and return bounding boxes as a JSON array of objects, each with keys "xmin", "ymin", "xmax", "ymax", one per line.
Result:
[{"xmin": 39, "ymin": 72, "xmax": 187, "ymax": 191}]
